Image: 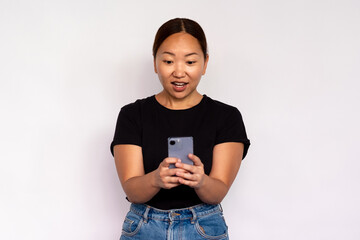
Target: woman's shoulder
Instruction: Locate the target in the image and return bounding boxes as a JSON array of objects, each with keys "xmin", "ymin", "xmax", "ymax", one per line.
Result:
[
  {"xmin": 204, "ymin": 95, "xmax": 240, "ymax": 113},
  {"xmin": 120, "ymin": 95, "xmax": 156, "ymax": 111}
]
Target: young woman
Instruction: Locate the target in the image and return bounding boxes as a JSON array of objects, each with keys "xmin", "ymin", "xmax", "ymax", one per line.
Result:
[{"xmin": 111, "ymin": 18, "xmax": 250, "ymax": 240}]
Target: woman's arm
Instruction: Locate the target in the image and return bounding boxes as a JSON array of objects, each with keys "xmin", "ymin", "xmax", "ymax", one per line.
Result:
[
  {"xmin": 175, "ymin": 142, "xmax": 244, "ymax": 204},
  {"xmin": 113, "ymin": 144, "xmax": 186, "ymax": 203}
]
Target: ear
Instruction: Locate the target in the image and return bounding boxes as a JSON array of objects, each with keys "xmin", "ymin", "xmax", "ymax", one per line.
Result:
[
  {"xmin": 202, "ymin": 54, "xmax": 209, "ymax": 75},
  {"xmin": 153, "ymin": 57, "xmax": 158, "ymax": 73}
]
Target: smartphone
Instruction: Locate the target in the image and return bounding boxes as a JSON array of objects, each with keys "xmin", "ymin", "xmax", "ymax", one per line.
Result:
[{"xmin": 168, "ymin": 136, "xmax": 194, "ymax": 169}]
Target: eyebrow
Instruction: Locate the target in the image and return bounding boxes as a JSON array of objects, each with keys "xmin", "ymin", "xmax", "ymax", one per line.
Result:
[{"xmin": 162, "ymin": 51, "xmax": 199, "ymax": 57}]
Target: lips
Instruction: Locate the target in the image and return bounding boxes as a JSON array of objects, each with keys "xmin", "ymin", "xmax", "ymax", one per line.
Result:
[
  {"xmin": 171, "ymin": 81, "xmax": 188, "ymax": 91},
  {"xmin": 172, "ymin": 81, "xmax": 188, "ymax": 87}
]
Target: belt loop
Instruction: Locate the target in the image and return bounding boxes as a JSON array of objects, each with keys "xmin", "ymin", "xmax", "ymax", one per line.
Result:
[
  {"xmin": 169, "ymin": 210, "xmax": 174, "ymax": 222},
  {"xmin": 143, "ymin": 206, "xmax": 150, "ymax": 223},
  {"xmin": 190, "ymin": 207, "xmax": 197, "ymax": 224}
]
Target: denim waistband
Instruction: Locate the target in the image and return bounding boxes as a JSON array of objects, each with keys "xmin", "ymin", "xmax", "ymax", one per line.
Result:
[{"xmin": 129, "ymin": 203, "xmax": 223, "ymax": 223}]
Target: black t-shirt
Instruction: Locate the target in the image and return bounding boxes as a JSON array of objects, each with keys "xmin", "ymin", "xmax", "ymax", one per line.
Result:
[{"xmin": 110, "ymin": 95, "xmax": 250, "ymax": 210}]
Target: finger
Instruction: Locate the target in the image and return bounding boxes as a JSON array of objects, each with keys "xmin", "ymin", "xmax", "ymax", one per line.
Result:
[
  {"xmin": 166, "ymin": 176, "xmax": 182, "ymax": 184},
  {"xmin": 174, "ymin": 168, "xmax": 190, "ymax": 174},
  {"xmin": 167, "ymin": 168, "xmax": 185, "ymax": 176},
  {"xmin": 178, "ymin": 178, "xmax": 196, "ymax": 188},
  {"xmin": 175, "ymin": 162, "xmax": 196, "ymax": 173},
  {"xmin": 176, "ymin": 171, "xmax": 196, "ymax": 181},
  {"xmin": 188, "ymin": 154, "xmax": 203, "ymax": 166},
  {"xmin": 162, "ymin": 168, "xmax": 189, "ymax": 180},
  {"xmin": 162, "ymin": 157, "xmax": 180, "ymax": 167},
  {"xmin": 160, "ymin": 176, "xmax": 181, "ymax": 188}
]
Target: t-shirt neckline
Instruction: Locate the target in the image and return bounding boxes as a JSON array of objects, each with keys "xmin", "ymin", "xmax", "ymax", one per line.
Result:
[{"xmin": 152, "ymin": 94, "xmax": 207, "ymax": 111}]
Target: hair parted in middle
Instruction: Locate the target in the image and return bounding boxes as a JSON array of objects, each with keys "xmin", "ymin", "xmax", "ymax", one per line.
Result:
[{"xmin": 152, "ymin": 18, "xmax": 208, "ymax": 59}]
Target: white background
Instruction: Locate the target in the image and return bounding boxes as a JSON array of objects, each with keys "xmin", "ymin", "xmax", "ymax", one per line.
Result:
[{"xmin": 1, "ymin": 0, "xmax": 359, "ymax": 239}]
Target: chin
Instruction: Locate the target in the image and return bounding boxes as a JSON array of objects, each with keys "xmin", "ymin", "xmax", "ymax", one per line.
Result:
[{"xmin": 170, "ymin": 93, "xmax": 188, "ymax": 99}]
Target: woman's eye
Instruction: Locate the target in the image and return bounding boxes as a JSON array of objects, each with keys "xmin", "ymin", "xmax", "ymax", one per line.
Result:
[
  {"xmin": 187, "ymin": 61, "xmax": 196, "ymax": 65},
  {"xmin": 163, "ymin": 60, "xmax": 173, "ymax": 64}
]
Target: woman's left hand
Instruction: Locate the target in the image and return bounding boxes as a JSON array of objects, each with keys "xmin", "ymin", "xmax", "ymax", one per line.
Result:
[{"xmin": 175, "ymin": 154, "xmax": 205, "ymax": 189}]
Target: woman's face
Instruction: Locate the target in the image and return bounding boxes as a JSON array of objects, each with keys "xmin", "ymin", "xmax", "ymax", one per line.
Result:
[{"xmin": 154, "ymin": 32, "xmax": 208, "ymax": 101}]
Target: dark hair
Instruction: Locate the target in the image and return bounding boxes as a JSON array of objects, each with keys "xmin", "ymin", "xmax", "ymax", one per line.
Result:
[{"xmin": 152, "ymin": 18, "xmax": 208, "ymax": 59}]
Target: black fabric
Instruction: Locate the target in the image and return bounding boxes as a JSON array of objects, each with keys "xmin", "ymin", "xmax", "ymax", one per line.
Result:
[{"xmin": 110, "ymin": 95, "xmax": 250, "ymax": 210}]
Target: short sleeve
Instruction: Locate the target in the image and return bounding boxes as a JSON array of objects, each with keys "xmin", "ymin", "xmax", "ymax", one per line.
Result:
[
  {"xmin": 110, "ymin": 104, "xmax": 142, "ymax": 156},
  {"xmin": 215, "ymin": 107, "xmax": 250, "ymax": 159}
]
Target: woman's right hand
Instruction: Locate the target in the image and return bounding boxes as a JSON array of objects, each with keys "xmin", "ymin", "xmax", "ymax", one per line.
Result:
[{"xmin": 154, "ymin": 158, "xmax": 187, "ymax": 189}]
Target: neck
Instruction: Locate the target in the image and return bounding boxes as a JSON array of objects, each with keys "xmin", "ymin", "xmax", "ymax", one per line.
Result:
[{"xmin": 155, "ymin": 91, "xmax": 203, "ymax": 110}]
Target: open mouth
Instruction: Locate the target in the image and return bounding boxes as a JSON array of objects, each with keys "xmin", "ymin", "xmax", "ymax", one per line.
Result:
[{"xmin": 171, "ymin": 82, "xmax": 188, "ymax": 88}]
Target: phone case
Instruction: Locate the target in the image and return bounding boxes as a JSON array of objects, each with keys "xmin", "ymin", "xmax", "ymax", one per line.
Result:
[{"xmin": 168, "ymin": 136, "xmax": 193, "ymax": 169}]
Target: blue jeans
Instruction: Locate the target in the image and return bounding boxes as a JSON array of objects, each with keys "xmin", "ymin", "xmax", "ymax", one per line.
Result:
[{"xmin": 120, "ymin": 203, "xmax": 229, "ymax": 240}]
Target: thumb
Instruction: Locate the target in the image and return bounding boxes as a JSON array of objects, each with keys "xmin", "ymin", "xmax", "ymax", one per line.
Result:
[{"xmin": 188, "ymin": 154, "xmax": 202, "ymax": 166}]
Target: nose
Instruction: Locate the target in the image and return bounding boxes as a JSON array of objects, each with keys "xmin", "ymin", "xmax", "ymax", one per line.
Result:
[{"xmin": 173, "ymin": 63, "xmax": 185, "ymax": 78}]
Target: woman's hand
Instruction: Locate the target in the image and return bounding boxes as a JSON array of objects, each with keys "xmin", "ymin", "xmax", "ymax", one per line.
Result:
[
  {"xmin": 154, "ymin": 157, "xmax": 188, "ymax": 189},
  {"xmin": 174, "ymin": 154, "xmax": 205, "ymax": 189}
]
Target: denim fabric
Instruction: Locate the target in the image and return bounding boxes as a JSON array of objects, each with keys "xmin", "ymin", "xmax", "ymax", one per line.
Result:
[{"xmin": 120, "ymin": 203, "xmax": 229, "ymax": 240}]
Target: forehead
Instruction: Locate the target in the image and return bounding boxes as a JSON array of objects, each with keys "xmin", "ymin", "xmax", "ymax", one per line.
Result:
[{"xmin": 157, "ymin": 32, "xmax": 202, "ymax": 55}]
